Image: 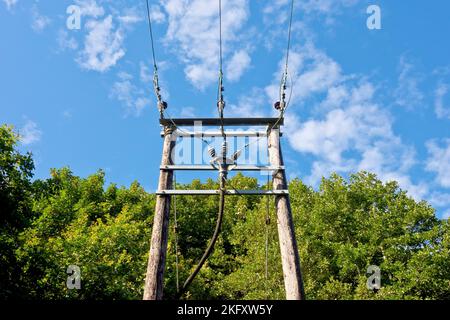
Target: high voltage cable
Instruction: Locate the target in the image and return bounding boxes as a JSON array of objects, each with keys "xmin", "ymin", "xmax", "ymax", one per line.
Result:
[
  {"xmin": 217, "ymin": 0, "xmax": 226, "ymax": 140},
  {"xmin": 285, "ymin": 0, "xmax": 295, "ymax": 75},
  {"xmin": 145, "ymin": 0, "xmax": 165, "ymax": 114},
  {"xmin": 145, "ymin": 0, "xmax": 157, "ymax": 71},
  {"xmin": 280, "ymin": 0, "xmax": 295, "ymax": 106}
]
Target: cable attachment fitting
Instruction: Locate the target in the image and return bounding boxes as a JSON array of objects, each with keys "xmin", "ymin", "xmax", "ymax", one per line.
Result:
[
  {"xmin": 217, "ymin": 99, "xmax": 226, "ymax": 117},
  {"xmin": 274, "ymin": 101, "xmax": 286, "ymax": 112},
  {"xmin": 158, "ymin": 101, "xmax": 168, "ymax": 118},
  {"xmin": 217, "ymin": 72, "xmax": 225, "ymax": 117},
  {"xmin": 153, "ymin": 71, "xmax": 162, "ymax": 100}
]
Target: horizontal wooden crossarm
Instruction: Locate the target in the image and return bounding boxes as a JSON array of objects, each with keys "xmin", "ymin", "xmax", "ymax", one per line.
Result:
[
  {"xmin": 160, "ymin": 165, "xmax": 284, "ymax": 171},
  {"xmin": 155, "ymin": 189, "xmax": 289, "ymax": 196},
  {"xmin": 160, "ymin": 117, "xmax": 283, "ymax": 127},
  {"xmin": 161, "ymin": 130, "xmax": 283, "ymax": 138}
]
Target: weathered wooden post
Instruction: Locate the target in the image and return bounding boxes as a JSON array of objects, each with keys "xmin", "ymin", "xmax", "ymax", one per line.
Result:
[
  {"xmin": 268, "ymin": 126, "xmax": 305, "ymax": 300},
  {"xmin": 143, "ymin": 124, "xmax": 176, "ymax": 300}
]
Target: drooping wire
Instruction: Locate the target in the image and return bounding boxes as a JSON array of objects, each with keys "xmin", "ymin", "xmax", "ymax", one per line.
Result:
[
  {"xmin": 265, "ymin": 171, "xmax": 271, "ymax": 280},
  {"xmin": 145, "ymin": 0, "xmax": 157, "ymax": 74},
  {"xmin": 173, "ymin": 173, "xmax": 180, "ymax": 293},
  {"xmin": 162, "ymin": 109, "xmax": 212, "ymax": 147},
  {"xmin": 145, "ymin": 0, "xmax": 166, "ymax": 117}
]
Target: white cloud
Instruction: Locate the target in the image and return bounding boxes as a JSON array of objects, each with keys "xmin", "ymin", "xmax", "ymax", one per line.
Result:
[
  {"xmin": 300, "ymin": 0, "xmax": 359, "ymax": 15},
  {"xmin": 161, "ymin": 0, "xmax": 250, "ymax": 89},
  {"xmin": 118, "ymin": 14, "xmax": 142, "ymax": 25},
  {"xmin": 394, "ymin": 57, "xmax": 424, "ymax": 109},
  {"xmin": 288, "ymin": 104, "xmax": 392, "ymax": 164},
  {"xmin": 20, "ymin": 120, "xmax": 42, "ymax": 145},
  {"xmin": 110, "ymin": 72, "xmax": 150, "ymax": 117},
  {"xmin": 443, "ymin": 211, "xmax": 450, "ymax": 220},
  {"xmin": 426, "ymin": 139, "xmax": 450, "ymax": 188},
  {"xmin": 31, "ymin": 6, "xmax": 51, "ymax": 33},
  {"xmin": 434, "ymin": 83, "xmax": 450, "ymax": 119},
  {"xmin": 265, "ymin": 43, "xmax": 343, "ymax": 105},
  {"xmin": 57, "ymin": 29, "xmax": 78, "ymax": 51},
  {"xmin": 3, "ymin": 0, "xmax": 17, "ymax": 11},
  {"xmin": 74, "ymin": 0, "xmax": 105, "ymax": 18},
  {"xmin": 428, "ymin": 192, "xmax": 450, "ymax": 208},
  {"xmin": 263, "ymin": 0, "xmax": 359, "ymax": 27},
  {"xmin": 227, "ymin": 87, "xmax": 268, "ymax": 118},
  {"xmin": 226, "ymin": 49, "xmax": 251, "ymax": 82},
  {"xmin": 150, "ymin": 4, "xmax": 166, "ymax": 24},
  {"xmin": 117, "ymin": 7, "xmax": 143, "ymax": 26},
  {"xmin": 62, "ymin": 110, "xmax": 73, "ymax": 119},
  {"xmin": 74, "ymin": 2, "xmax": 143, "ymax": 73},
  {"xmin": 180, "ymin": 107, "xmax": 196, "ymax": 117},
  {"xmin": 140, "ymin": 62, "xmax": 152, "ymax": 83},
  {"xmin": 287, "ymin": 102, "xmax": 425, "ymax": 199},
  {"xmin": 269, "ymin": 43, "xmax": 426, "ymax": 200},
  {"xmin": 78, "ymin": 15, "xmax": 125, "ymax": 72}
]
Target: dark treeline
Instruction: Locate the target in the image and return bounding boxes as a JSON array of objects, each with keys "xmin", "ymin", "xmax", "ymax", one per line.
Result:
[{"xmin": 1, "ymin": 124, "xmax": 449, "ymax": 300}]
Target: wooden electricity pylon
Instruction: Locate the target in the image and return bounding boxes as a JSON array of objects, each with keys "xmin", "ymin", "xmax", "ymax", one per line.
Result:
[{"xmin": 143, "ymin": 117, "xmax": 305, "ymax": 300}]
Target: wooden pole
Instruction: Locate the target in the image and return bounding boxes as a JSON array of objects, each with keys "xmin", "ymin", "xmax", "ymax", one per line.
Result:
[
  {"xmin": 268, "ymin": 127, "xmax": 305, "ymax": 300},
  {"xmin": 143, "ymin": 124, "xmax": 176, "ymax": 300}
]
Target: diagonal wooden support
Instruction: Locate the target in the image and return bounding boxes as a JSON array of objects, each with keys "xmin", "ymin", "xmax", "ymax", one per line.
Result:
[
  {"xmin": 268, "ymin": 127, "xmax": 306, "ymax": 300},
  {"xmin": 143, "ymin": 125, "xmax": 176, "ymax": 300}
]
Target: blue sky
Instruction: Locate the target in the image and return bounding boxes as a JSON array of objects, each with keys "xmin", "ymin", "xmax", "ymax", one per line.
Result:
[{"xmin": 1, "ymin": 0, "xmax": 449, "ymax": 219}]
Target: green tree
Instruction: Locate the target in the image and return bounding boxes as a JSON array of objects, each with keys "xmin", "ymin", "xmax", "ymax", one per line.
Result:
[
  {"xmin": 206, "ymin": 172, "xmax": 449, "ymax": 300},
  {"xmin": 16, "ymin": 168, "xmax": 155, "ymax": 299},
  {"xmin": 0, "ymin": 125, "xmax": 35, "ymax": 298},
  {"xmin": 1, "ymin": 123, "xmax": 448, "ymax": 300}
]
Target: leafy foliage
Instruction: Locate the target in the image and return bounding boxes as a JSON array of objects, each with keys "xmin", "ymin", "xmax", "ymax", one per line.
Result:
[
  {"xmin": 0, "ymin": 125, "xmax": 35, "ymax": 298},
  {"xmin": 0, "ymin": 125, "xmax": 449, "ymax": 300}
]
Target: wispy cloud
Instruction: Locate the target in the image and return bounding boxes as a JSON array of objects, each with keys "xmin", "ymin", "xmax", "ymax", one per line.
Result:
[
  {"xmin": 394, "ymin": 56, "xmax": 424, "ymax": 109},
  {"xmin": 3, "ymin": 0, "xmax": 18, "ymax": 11},
  {"xmin": 226, "ymin": 49, "xmax": 251, "ymax": 82},
  {"xmin": 161, "ymin": 0, "xmax": 251, "ymax": 89},
  {"xmin": 434, "ymin": 83, "xmax": 450, "ymax": 119},
  {"xmin": 74, "ymin": 1, "xmax": 142, "ymax": 73},
  {"xmin": 57, "ymin": 29, "xmax": 78, "ymax": 51},
  {"xmin": 428, "ymin": 192, "xmax": 450, "ymax": 208},
  {"xmin": 139, "ymin": 62, "xmax": 152, "ymax": 83},
  {"xmin": 227, "ymin": 87, "xmax": 269, "ymax": 118},
  {"xmin": 443, "ymin": 211, "xmax": 450, "ymax": 220},
  {"xmin": 109, "ymin": 71, "xmax": 150, "ymax": 117},
  {"xmin": 75, "ymin": 0, "xmax": 104, "ymax": 18},
  {"xmin": 265, "ymin": 42, "xmax": 344, "ymax": 107},
  {"xmin": 20, "ymin": 120, "xmax": 42, "ymax": 145},
  {"xmin": 426, "ymin": 139, "xmax": 450, "ymax": 188},
  {"xmin": 31, "ymin": 5, "xmax": 51, "ymax": 33},
  {"xmin": 77, "ymin": 15, "xmax": 125, "ymax": 72},
  {"xmin": 263, "ymin": 43, "xmax": 427, "ymax": 199},
  {"xmin": 150, "ymin": 3, "xmax": 166, "ymax": 24},
  {"xmin": 180, "ymin": 107, "xmax": 196, "ymax": 118}
]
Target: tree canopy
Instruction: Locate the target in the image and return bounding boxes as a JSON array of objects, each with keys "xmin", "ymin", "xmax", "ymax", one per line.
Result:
[{"xmin": 1, "ymin": 124, "xmax": 449, "ymax": 300}]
